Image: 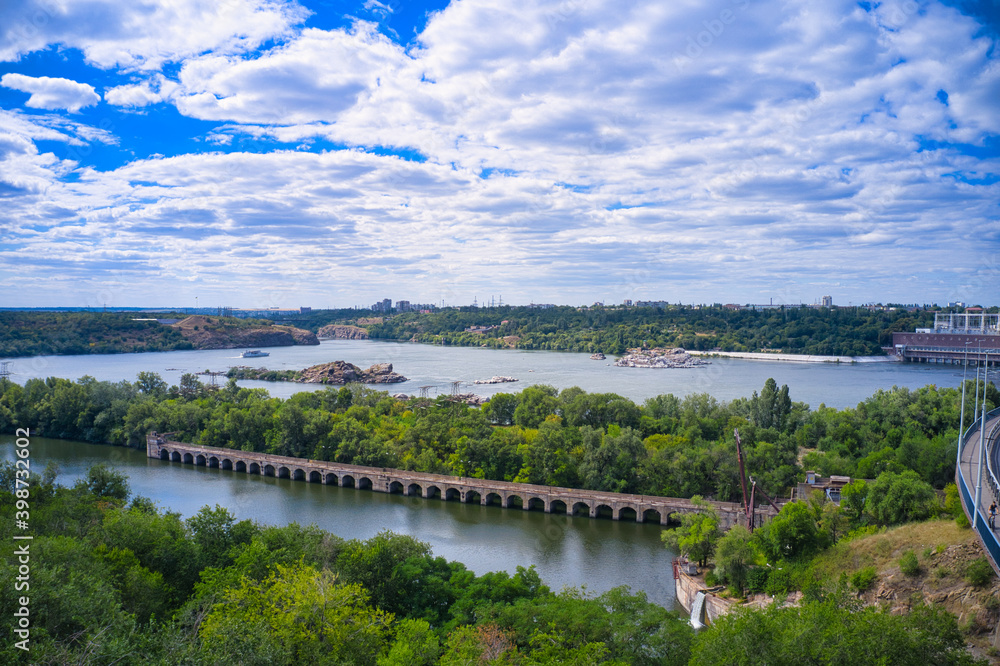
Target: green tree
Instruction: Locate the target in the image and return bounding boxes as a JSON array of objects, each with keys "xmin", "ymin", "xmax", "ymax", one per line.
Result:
[
  {"xmin": 865, "ymin": 470, "xmax": 936, "ymax": 526},
  {"xmin": 78, "ymin": 463, "xmax": 131, "ymax": 502},
  {"xmin": 200, "ymin": 563, "xmax": 392, "ymax": 665},
  {"xmin": 135, "ymin": 371, "xmax": 168, "ymax": 396},
  {"xmin": 713, "ymin": 525, "xmax": 758, "ymax": 594},
  {"xmin": 661, "ymin": 497, "xmax": 720, "ymax": 567}
]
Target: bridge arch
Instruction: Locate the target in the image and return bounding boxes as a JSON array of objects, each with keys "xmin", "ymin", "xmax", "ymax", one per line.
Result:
[
  {"xmin": 195, "ymin": 454, "xmax": 207, "ymax": 466},
  {"xmin": 526, "ymin": 497, "xmax": 546, "ymax": 512},
  {"xmin": 341, "ymin": 475, "xmax": 356, "ymax": 488},
  {"xmin": 642, "ymin": 508, "xmax": 662, "ymax": 524},
  {"xmin": 235, "ymin": 460, "xmax": 247, "ymax": 473},
  {"xmin": 407, "ymin": 483, "xmax": 422, "ymax": 497},
  {"xmin": 324, "ymin": 472, "xmax": 337, "ymax": 485},
  {"xmin": 425, "ymin": 485, "xmax": 442, "ymax": 500},
  {"xmin": 445, "ymin": 488, "xmax": 461, "ymax": 502},
  {"xmin": 571, "ymin": 501, "xmax": 590, "ymax": 517},
  {"xmin": 484, "ymin": 492, "xmax": 502, "ymax": 507},
  {"xmin": 308, "ymin": 470, "xmax": 322, "ymax": 483},
  {"xmin": 464, "ymin": 490, "xmax": 481, "ymax": 504},
  {"xmin": 182, "ymin": 452, "xmax": 194, "ymax": 464},
  {"xmin": 618, "ymin": 506, "xmax": 638, "ymax": 522},
  {"xmin": 248, "ymin": 462, "xmax": 260, "ymax": 475},
  {"xmin": 549, "ymin": 499, "xmax": 568, "ymax": 515},
  {"xmin": 221, "ymin": 458, "xmax": 233, "ymax": 470},
  {"xmin": 594, "ymin": 504, "xmax": 614, "ymax": 519},
  {"xmin": 208, "ymin": 456, "xmax": 219, "ymax": 468},
  {"xmin": 506, "ymin": 494, "xmax": 524, "ymax": 509},
  {"xmin": 388, "ymin": 481, "xmax": 404, "ymax": 494},
  {"xmin": 358, "ymin": 477, "xmax": 373, "ymax": 490},
  {"xmin": 277, "ymin": 466, "xmax": 291, "ymax": 479},
  {"xmin": 292, "ymin": 468, "xmax": 306, "ymax": 481},
  {"xmin": 263, "ymin": 464, "xmax": 276, "ymax": 477},
  {"xmin": 160, "ymin": 449, "xmax": 170, "ymax": 461}
]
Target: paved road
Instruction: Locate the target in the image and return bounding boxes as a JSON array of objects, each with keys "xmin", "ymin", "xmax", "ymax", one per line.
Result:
[{"xmin": 957, "ymin": 407, "xmax": 1000, "ymax": 573}]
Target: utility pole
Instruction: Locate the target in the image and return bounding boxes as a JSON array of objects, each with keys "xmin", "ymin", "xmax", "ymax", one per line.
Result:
[
  {"xmin": 973, "ymin": 351, "xmax": 989, "ymax": 529},
  {"xmin": 957, "ymin": 341, "xmax": 971, "ymax": 470}
]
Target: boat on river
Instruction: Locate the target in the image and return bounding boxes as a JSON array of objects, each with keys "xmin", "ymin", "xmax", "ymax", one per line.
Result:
[{"xmin": 241, "ymin": 350, "xmax": 270, "ymax": 358}]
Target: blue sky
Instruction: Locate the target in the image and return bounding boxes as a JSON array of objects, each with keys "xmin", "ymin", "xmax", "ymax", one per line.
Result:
[{"xmin": 0, "ymin": 0, "xmax": 997, "ymax": 309}]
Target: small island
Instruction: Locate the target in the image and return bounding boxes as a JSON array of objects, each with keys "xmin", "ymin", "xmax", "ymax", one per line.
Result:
[
  {"xmin": 473, "ymin": 376, "xmax": 518, "ymax": 384},
  {"xmin": 614, "ymin": 347, "xmax": 710, "ymax": 369},
  {"xmin": 227, "ymin": 361, "xmax": 406, "ymax": 384}
]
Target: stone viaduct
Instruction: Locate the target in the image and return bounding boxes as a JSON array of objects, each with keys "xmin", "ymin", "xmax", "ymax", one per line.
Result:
[{"xmin": 148, "ymin": 433, "xmax": 767, "ymax": 528}]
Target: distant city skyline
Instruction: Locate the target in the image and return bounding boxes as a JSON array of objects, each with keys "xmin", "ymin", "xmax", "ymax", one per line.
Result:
[{"xmin": 1, "ymin": 0, "xmax": 998, "ymax": 308}]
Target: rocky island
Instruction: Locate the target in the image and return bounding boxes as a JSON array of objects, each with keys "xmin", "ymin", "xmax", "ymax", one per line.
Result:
[
  {"xmin": 473, "ymin": 376, "xmax": 518, "ymax": 384},
  {"xmin": 227, "ymin": 361, "xmax": 406, "ymax": 384},
  {"xmin": 614, "ymin": 347, "xmax": 709, "ymax": 368}
]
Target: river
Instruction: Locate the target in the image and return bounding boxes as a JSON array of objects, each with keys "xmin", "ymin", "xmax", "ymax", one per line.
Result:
[
  {"xmin": 1, "ymin": 435, "xmax": 681, "ymax": 608},
  {"xmin": 0, "ymin": 338, "xmax": 968, "ymax": 409},
  {"xmin": 0, "ymin": 341, "xmax": 972, "ymax": 609}
]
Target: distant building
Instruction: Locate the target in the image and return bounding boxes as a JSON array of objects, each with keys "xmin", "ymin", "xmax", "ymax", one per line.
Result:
[
  {"xmin": 527, "ymin": 303, "xmax": 556, "ymax": 309},
  {"xmin": 371, "ymin": 298, "xmax": 392, "ymax": 313},
  {"xmin": 395, "ymin": 300, "xmax": 411, "ymax": 312},
  {"xmin": 821, "ymin": 295, "xmax": 833, "ymax": 308},
  {"xmin": 623, "ymin": 299, "xmax": 633, "ymax": 307}
]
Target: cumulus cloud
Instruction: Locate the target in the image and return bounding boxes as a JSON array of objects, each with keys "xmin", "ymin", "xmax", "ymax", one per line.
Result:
[
  {"xmin": 1, "ymin": 73, "xmax": 100, "ymax": 112},
  {"xmin": 0, "ymin": 0, "xmax": 309, "ymax": 70},
  {"xmin": 1, "ymin": 0, "xmax": 998, "ymax": 306}
]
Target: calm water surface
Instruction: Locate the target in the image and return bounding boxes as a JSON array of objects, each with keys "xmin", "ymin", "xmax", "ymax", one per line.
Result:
[
  {"xmin": 0, "ymin": 339, "xmax": 966, "ymax": 409},
  {"xmin": 1, "ymin": 435, "xmax": 680, "ymax": 608}
]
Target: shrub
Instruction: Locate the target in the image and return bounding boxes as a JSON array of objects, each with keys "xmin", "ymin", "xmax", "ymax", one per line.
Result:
[
  {"xmin": 899, "ymin": 550, "xmax": 920, "ymax": 577},
  {"xmin": 745, "ymin": 567, "xmax": 770, "ymax": 595},
  {"xmin": 704, "ymin": 570, "xmax": 719, "ymax": 587},
  {"xmin": 765, "ymin": 567, "xmax": 793, "ymax": 596},
  {"xmin": 851, "ymin": 566, "xmax": 878, "ymax": 592},
  {"xmin": 965, "ymin": 557, "xmax": 994, "ymax": 588}
]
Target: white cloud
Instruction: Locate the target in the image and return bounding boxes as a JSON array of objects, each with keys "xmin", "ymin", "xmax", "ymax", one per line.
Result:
[
  {"xmin": 104, "ymin": 75, "xmax": 171, "ymax": 107},
  {"xmin": 1, "ymin": 0, "xmax": 998, "ymax": 306},
  {"xmin": 1, "ymin": 73, "xmax": 100, "ymax": 112},
  {"xmin": 0, "ymin": 0, "xmax": 309, "ymax": 70}
]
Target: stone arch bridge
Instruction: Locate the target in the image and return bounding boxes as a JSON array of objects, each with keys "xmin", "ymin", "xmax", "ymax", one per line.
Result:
[{"xmin": 148, "ymin": 434, "xmax": 763, "ymax": 528}]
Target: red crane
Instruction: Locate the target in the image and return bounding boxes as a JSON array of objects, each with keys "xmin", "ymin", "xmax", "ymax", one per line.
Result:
[{"xmin": 734, "ymin": 428, "xmax": 781, "ymax": 531}]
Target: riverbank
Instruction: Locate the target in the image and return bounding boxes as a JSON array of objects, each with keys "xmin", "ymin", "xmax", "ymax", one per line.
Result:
[{"xmin": 687, "ymin": 350, "xmax": 898, "ymax": 364}]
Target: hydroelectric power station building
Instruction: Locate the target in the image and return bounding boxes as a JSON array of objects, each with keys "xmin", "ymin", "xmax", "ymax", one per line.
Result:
[{"xmin": 892, "ymin": 313, "xmax": 999, "ymax": 365}]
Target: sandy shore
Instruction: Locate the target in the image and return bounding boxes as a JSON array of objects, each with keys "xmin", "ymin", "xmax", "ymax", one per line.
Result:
[{"xmin": 686, "ymin": 350, "xmax": 899, "ymax": 364}]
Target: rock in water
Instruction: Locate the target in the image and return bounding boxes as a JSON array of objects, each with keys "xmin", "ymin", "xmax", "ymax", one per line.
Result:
[{"xmin": 614, "ymin": 347, "xmax": 709, "ymax": 369}]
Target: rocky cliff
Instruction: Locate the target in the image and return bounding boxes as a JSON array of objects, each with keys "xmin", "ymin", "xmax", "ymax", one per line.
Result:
[
  {"xmin": 171, "ymin": 315, "xmax": 319, "ymax": 349},
  {"xmin": 317, "ymin": 324, "xmax": 370, "ymax": 340}
]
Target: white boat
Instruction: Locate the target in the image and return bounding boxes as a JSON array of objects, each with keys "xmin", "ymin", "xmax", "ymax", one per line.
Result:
[{"xmin": 241, "ymin": 350, "xmax": 269, "ymax": 358}]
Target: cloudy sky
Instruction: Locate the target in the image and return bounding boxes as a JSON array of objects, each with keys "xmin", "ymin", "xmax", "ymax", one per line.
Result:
[{"xmin": 0, "ymin": 0, "xmax": 997, "ymax": 309}]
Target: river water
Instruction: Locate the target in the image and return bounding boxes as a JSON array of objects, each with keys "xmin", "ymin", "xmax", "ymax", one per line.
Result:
[
  {"xmin": 1, "ymin": 435, "xmax": 680, "ymax": 607},
  {"xmin": 0, "ymin": 339, "xmax": 966, "ymax": 409},
  {"xmin": 0, "ymin": 342, "xmax": 969, "ymax": 608}
]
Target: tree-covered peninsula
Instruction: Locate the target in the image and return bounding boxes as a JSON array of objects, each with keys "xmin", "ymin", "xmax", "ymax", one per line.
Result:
[
  {"xmin": 303, "ymin": 304, "xmax": 948, "ymax": 356},
  {"xmin": 0, "ymin": 312, "xmax": 318, "ymax": 358}
]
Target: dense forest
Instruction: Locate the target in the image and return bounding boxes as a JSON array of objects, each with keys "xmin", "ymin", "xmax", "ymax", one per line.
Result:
[
  {"xmin": 0, "ymin": 464, "xmax": 987, "ymax": 664},
  {"xmin": 1, "ymin": 373, "xmax": 995, "ymax": 505},
  {"xmin": 302, "ymin": 304, "xmax": 951, "ymax": 356},
  {"xmin": 0, "ymin": 311, "xmax": 194, "ymax": 357}
]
